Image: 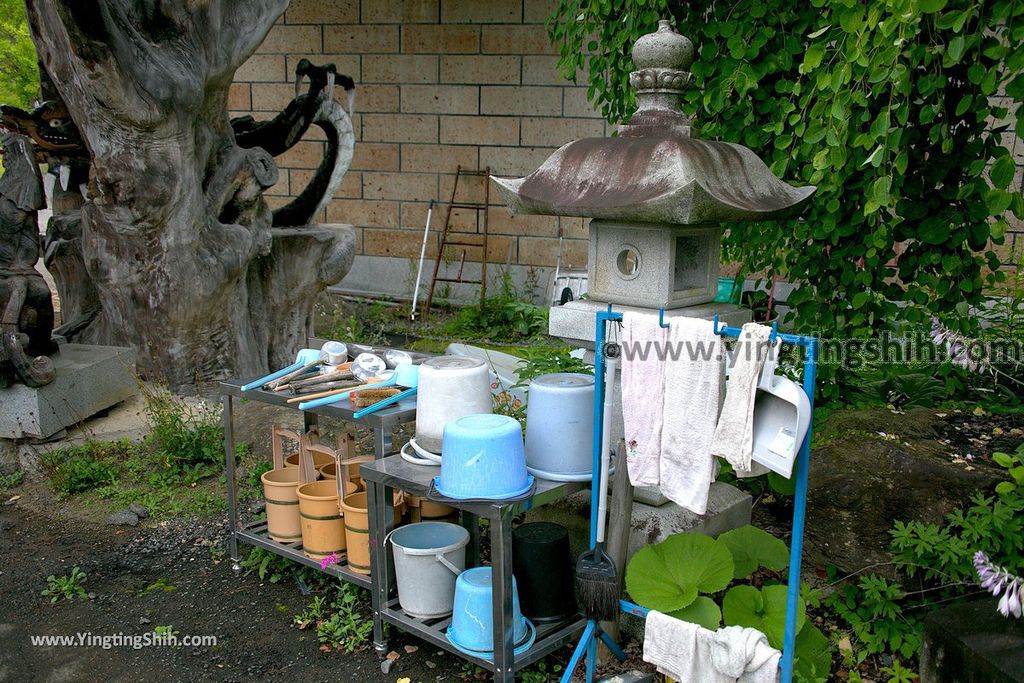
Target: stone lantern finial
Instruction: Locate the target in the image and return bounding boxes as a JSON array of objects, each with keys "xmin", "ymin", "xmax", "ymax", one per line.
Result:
[{"xmin": 624, "ymin": 19, "xmax": 694, "ymax": 137}]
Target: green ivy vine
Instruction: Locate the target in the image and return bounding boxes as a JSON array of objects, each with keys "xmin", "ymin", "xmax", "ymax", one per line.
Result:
[{"xmin": 549, "ymin": 0, "xmax": 1024, "ymax": 395}]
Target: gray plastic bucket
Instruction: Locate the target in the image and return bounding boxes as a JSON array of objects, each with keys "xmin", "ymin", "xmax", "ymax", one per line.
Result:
[{"xmin": 389, "ymin": 522, "xmax": 469, "ymax": 618}]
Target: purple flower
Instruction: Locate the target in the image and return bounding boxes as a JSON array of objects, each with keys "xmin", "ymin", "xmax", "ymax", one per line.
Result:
[
  {"xmin": 320, "ymin": 552, "xmax": 339, "ymax": 571},
  {"xmin": 975, "ymin": 551, "xmax": 1023, "ymax": 619}
]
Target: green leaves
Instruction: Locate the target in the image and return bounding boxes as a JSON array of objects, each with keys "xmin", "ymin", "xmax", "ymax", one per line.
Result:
[
  {"xmin": 625, "ymin": 533, "xmax": 734, "ymax": 613},
  {"xmin": 669, "ymin": 596, "xmax": 723, "ymax": 630},
  {"xmin": 723, "ymin": 584, "xmax": 804, "ymax": 648},
  {"xmin": 551, "ymin": 0, "xmax": 1024, "ymax": 402},
  {"xmin": 719, "ymin": 525, "xmax": 790, "ymax": 579}
]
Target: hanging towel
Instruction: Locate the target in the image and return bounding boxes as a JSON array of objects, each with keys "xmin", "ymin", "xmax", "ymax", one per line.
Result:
[
  {"xmin": 708, "ymin": 626, "xmax": 781, "ymax": 683},
  {"xmin": 621, "ymin": 311, "xmax": 668, "ymax": 487},
  {"xmin": 643, "ymin": 611, "xmax": 781, "ymax": 683},
  {"xmin": 659, "ymin": 316, "xmax": 724, "ymax": 514},
  {"xmin": 710, "ymin": 323, "xmax": 773, "ymax": 476}
]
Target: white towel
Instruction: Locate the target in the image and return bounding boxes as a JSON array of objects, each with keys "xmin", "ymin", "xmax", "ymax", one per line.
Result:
[
  {"xmin": 659, "ymin": 316, "xmax": 724, "ymax": 514},
  {"xmin": 711, "ymin": 323, "xmax": 773, "ymax": 476},
  {"xmin": 643, "ymin": 611, "xmax": 780, "ymax": 683},
  {"xmin": 621, "ymin": 311, "xmax": 668, "ymax": 487}
]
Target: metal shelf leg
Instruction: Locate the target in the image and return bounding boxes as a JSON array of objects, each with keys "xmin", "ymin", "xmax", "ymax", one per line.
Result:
[
  {"xmin": 222, "ymin": 395, "xmax": 241, "ymax": 575},
  {"xmin": 491, "ymin": 506, "xmax": 515, "ymax": 682},
  {"xmin": 369, "ymin": 480, "xmax": 391, "ymax": 655}
]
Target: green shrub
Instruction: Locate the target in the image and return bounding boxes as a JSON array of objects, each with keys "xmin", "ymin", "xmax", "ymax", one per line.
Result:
[
  {"xmin": 40, "ymin": 441, "xmax": 128, "ymax": 496},
  {"xmin": 42, "ymin": 566, "xmax": 88, "ymax": 603},
  {"xmin": 144, "ymin": 390, "xmax": 226, "ymax": 479},
  {"xmin": 0, "ymin": 470, "xmax": 24, "ymax": 489},
  {"xmin": 549, "ymin": 0, "xmax": 1024, "ymax": 403},
  {"xmin": 625, "ymin": 525, "xmax": 831, "ymax": 682}
]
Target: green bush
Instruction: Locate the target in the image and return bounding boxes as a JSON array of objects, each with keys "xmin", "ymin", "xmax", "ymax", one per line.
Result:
[
  {"xmin": 40, "ymin": 441, "xmax": 127, "ymax": 496},
  {"xmin": 550, "ymin": 0, "xmax": 1024, "ymax": 401},
  {"xmin": 144, "ymin": 390, "xmax": 226, "ymax": 480},
  {"xmin": 625, "ymin": 525, "xmax": 831, "ymax": 682},
  {"xmin": 826, "ymin": 442, "xmax": 1024, "ymax": 672}
]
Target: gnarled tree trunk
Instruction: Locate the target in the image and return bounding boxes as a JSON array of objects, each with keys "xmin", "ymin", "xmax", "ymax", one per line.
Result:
[{"xmin": 25, "ymin": 0, "xmax": 353, "ymax": 387}]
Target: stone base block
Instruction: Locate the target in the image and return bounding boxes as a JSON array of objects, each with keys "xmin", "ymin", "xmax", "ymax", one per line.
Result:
[
  {"xmin": 921, "ymin": 598, "xmax": 1024, "ymax": 682},
  {"xmin": 526, "ymin": 481, "xmax": 751, "ymax": 567},
  {"xmin": 549, "ymin": 298, "xmax": 751, "ymax": 349},
  {"xmin": 0, "ymin": 344, "xmax": 137, "ymax": 439}
]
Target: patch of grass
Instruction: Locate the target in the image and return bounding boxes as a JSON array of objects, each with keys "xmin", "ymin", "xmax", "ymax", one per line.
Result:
[
  {"xmin": 294, "ymin": 583, "xmax": 373, "ymax": 653},
  {"xmin": 42, "ymin": 566, "xmax": 88, "ymax": 603},
  {"xmin": 39, "ymin": 390, "xmax": 247, "ymax": 519},
  {"xmin": 40, "ymin": 440, "xmax": 130, "ymax": 496},
  {"xmin": 0, "ymin": 470, "xmax": 25, "ymax": 489},
  {"xmin": 137, "ymin": 578, "xmax": 177, "ymax": 597}
]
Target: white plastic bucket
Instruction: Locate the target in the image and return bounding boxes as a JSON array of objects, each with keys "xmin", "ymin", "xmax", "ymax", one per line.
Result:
[
  {"xmin": 525, "ymin": 373, "xmax": 595, "ymax": 480},
  {"xmin": 389, "ymin": 522, "xmax": 469, "ymax": 618},
  {"xmin": 415, "ymin": 356, "xmax": 492, "ymax": 453}
]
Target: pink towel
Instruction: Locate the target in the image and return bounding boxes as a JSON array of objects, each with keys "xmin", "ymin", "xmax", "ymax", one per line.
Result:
[{"xmin": 621, "ymin": 311, "xmax": 668, "ymax": 487}]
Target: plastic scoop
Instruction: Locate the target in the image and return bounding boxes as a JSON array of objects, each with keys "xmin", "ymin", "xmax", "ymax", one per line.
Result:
[
  {"xmin": 351, "ymin": 365, "xmax": 420, "ymax": 419},
  {"xmin": 241, "ymin": 347, "xmax": 322, "ymax": 391},
  {"xmin": 751, "ymin": 340, "xmax": 811, "ymax": 478},
  {"xmin": 297, "ymin": 369, "xmax": 399, "ymax": 411}
]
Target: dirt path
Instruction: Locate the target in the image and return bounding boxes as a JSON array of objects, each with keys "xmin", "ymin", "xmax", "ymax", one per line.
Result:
[{"xmin": 0, "ymin": 502, "xmax": 478, "ymax": 683}]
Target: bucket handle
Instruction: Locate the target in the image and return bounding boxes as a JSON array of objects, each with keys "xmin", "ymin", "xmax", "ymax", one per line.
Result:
[
  {"xmin": 297, "ymin": 433, "xmax": 322, "ymax": 486},
  {"xmin": 435, "ymin": 553, "xmax": 462, "ymax": 576},
  {"xmin": 383, "ymin": 527, "xmax": 462, "ymax": 576},
  {"xmin": 272, "ymin": 424, "xmax": 319, "ymax": 470}
]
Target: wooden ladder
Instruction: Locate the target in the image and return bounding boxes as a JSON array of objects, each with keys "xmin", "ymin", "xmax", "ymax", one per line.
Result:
[{"xmin": 422, "ymin": 165, "xmax": 491, "ymax": 318}]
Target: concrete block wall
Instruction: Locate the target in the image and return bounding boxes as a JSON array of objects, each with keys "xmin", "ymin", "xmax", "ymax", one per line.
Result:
[{"xmin": 232, "ymin": 0, "xmax": 605, "ymax": 302}]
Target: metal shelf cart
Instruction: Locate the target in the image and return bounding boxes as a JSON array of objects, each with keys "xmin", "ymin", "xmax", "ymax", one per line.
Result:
[
  {"xmin": 361, "ymin": 455, "xmax": 589, "ymax": 682},
  {"xmin": 220, "ymin": 377, "xmax": 417, "ymax": 583}
]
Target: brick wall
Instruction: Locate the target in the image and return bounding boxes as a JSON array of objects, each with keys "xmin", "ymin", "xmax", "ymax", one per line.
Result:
[{"xmin": 231, "ymin": 0, "xmax": 603, "ymax": 301}]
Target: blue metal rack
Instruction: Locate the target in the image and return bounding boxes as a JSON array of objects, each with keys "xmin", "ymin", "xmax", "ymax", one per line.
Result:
[{"xmin": 562, "ymin": 306, "xmax": 818, "ymax": 683}]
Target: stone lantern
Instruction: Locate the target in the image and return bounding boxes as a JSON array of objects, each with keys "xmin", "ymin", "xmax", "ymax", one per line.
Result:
[
  {"xmin": 492, "ymin": 19, "xmax": 815, "ymax": 339},
  {"xmin": 493, "ymin": 21, "xmax": 815, "ymax": 517}
]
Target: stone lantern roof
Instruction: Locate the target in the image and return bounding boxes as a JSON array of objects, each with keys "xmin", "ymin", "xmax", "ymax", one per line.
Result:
[{"xmin": 491, "ymin": 20, "xmax": 816, "ymax": 225}]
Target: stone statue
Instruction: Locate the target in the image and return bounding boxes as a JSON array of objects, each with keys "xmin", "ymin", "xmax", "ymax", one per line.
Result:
[
  {"xmin": 18, "ymin": 0, "xmax": 357, "ymax": 387},
  {"xmin": 0, "ymin": 132, "xmax": 56, "ymax": 388}
]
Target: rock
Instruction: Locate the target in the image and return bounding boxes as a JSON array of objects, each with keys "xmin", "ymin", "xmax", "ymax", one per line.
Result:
[
  {"xmin": 129, "ymin": 503, "xmax": 149, "ymax": 519},
  {"xmin": 107, "ymin": 510, "xmax": 140, "ymax": 526},
  {"xmin": 234, "ymin": 466, "xmax": 248, "ymax": 482},
  {"xmin": 380, "ymin": 659, "xmax": 393, "ymax": 675},
  {"xmin": 806, "ymin": 409, "xmax": 1006, "ymax": 574},
  {"xmin": 251, "ymin": 500, "xmax": 266, "ymax": 514},
  {"xmin": 0, "ymin": 516, "xmax": 14, "ymax": 531},
  {"xmin": 921, "ymin": 597, "xmax": 1024, "ymax": 682},
  {"xmin": 597, "ymin": 672, "xmax": 655, "ymax": 683},
  {"xmin": 139, "ymin": 617, "xmax": 151, "ymax": 625},
  {"xmin": 425, "ymin": 661, "xmax": 436, "ymax": 669},
  {"xmin": 403, "ymin": 645, "xmax": 417, "ymax": 654}
]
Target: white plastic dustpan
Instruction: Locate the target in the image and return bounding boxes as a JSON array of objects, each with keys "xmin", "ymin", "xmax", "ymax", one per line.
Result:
[{"xmin": 751, "ymin": 341, "xmax": 810, "ymax": 478}]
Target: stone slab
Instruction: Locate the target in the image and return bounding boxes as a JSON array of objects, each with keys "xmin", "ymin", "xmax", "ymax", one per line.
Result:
[
  {"xmin": 549, "ymin": 298, "xmax": 751, "ymax": 348},
  {"xmin": 526, "ymin": 481, "xmax": 751, "ymax": 565},
  {"xmin": 0, "ymin": 344, "xmax": 137, "ymax": 439},
  {"xmin": 921, "ymin": 597, "xmax": 1024, "ymax": 682}
]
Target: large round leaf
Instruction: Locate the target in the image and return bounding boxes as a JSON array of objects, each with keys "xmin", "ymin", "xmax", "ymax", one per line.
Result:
[
  {"xmin": 794, "ymin": 623, "xmax": 832, "ymax": 682},
  {"xmin": 625, "ymin": 533, "xmax": 734, "ymax": 613},
  {"xmin": 718, "ymin": 525, "xmax": 790, "ymax": 579},
  {"xmin": 669, "ymin": 596, "xmax": 722, "ymax": 630},
  {"xmin": 722, "ymin": 584, "xmax": 804, "ymax": 649}
]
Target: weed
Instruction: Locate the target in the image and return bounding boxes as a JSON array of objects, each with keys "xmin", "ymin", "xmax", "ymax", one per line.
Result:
[
  {"xmin": 0, "ymin": 470, "xmax": 24, "ymax": 489},
  {"xmin": 519, "ymin": 658, "xmax": 564, "ymax": 683},
  {"xmin": 42, "ymin": 567, "xmax": 88, "ymax": 603},
  {"xmin": 40, "ymin": 441, "xmax": 128, "ymax": 497},
  {"xmin": 137, "ymin": 578, "xmax": 177, "ymax": 597},
  {"xmin": 294, "ymin": 583, "xmax": 373, "ymax": 653},
  {"xmin": 880, "ymin": 661, "xmax": 919, "ymax": 683},
  {"xmin": 144, "ymin": 390, "xmax": 226, "ymax": 477},
  {"xmin": 241, "ymin": 547, "xmax": 318, "ymax": 585}
]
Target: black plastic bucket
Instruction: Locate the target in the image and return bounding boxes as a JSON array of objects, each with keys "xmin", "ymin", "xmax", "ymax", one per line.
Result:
[{"xmin": 512, "ymin": 522, "xmax": 577, "ymax": 623}]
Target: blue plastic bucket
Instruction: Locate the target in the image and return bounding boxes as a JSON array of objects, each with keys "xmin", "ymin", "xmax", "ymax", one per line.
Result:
[
  {"xmin": 715, "ymin": 276, "xmax": 741, "ymax": 304},
  {"xmin": 446, "ymin": 567, "xmax": 536, "ymax": 659},
  {"xmin": 389, "ymin": 522, "xmax": 469, "ymax": 619},
  {"xmin": 435, "ymin": 414, "xmax": 532, "ymax": 499}
]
